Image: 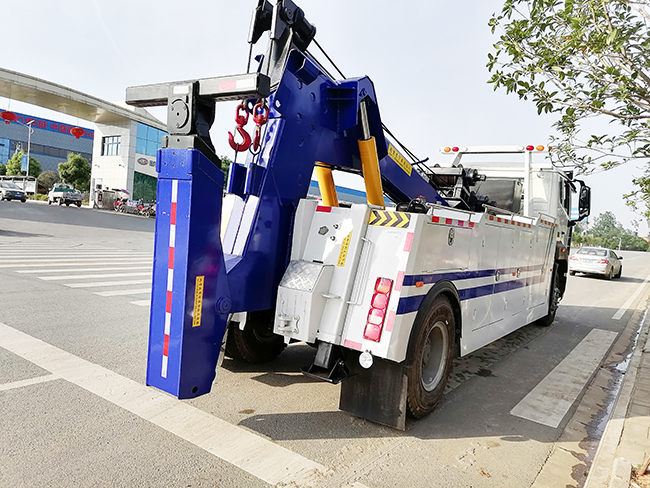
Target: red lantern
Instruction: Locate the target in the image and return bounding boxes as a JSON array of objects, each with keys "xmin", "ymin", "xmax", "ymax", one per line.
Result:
[
  {"xmin": 0, "ymin": 111, "xmax": 17, "ymax": 125},
  {"xmin": 70, "ymin": 127, "xmax": 85, "ymax": 139}
]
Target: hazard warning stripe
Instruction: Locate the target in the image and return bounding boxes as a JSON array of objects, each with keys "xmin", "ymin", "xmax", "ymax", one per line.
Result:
[
  {"xmin": 161, "ymin": 179, "xmax": 178, "ymax": 379},
  {"xmin": 368, "ymin": 210, "xmax": 410, "ymax": 228},
  {"xmin": 539, "ymin": 219, "xmax": 558, "ymax": 227},
  {"xmin": 431, "ymin": 216, "xmax": 475, "ymax": 228}
]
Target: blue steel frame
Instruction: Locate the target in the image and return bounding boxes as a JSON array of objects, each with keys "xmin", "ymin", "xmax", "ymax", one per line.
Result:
[{"xmin": 147, "ymin": 49, "xmax": 447, "ymax": 399}]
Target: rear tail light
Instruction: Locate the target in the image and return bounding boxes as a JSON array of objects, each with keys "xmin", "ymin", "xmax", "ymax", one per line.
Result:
[
  {"xmin": 598, "ymin": 259, "xmax": 609, "ymax": 264},
  {"xmin": 364, "ymin": 278, "xmax": 393, "ymax": 342}
]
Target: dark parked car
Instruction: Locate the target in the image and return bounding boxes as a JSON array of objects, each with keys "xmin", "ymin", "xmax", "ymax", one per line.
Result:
[{"xmin": 0, "ymin": 182, "xmax": 27, "ymax": 202}]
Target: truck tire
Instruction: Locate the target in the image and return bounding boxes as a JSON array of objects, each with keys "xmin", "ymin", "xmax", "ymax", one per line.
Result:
[
  {"xmin": 225, "ymin": 309, "xmax": 286, "ymax": 364},
  {"xmin": 615, "ymin": 266, "xmax": 622, "ymax": 279},
  {"xmin": 537, "ymin": 271, "xmax": 560, "ymax": 327},
  {"xmin": 76, "ymin": 202, "xmax": 81, "ymax": 208},
  {"xmin": 65, "ymin": 201, "xmax": 70, "ymax": 206},
  {"xmin": 405, "ymin": 294, "xmax": 455, "ymax": 419},
  {"xmin": 58, "ymin": 199, "xmax": 63, "ymax": 206},
  {"xmin": 48, "ymin": 199, "xmax": 52, "ymax": 205}
]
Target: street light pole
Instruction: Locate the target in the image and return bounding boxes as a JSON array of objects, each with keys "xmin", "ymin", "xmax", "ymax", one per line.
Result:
[{"xmin": 26, "ymin": 120, "xmax": 34, "ymax": 180}]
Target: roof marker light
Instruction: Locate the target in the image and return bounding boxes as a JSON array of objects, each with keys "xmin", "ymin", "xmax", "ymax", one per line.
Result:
[
  {"xmin": 536, "ymin": 145, "xmax": 545, "ymax": 151},
  {"xmin": 452, "ymin": 147, "xmax": 459, "ymax": 152},
  {"xmin": 443, "ymin": 147, "xmax": 451, "ymax": 153},
  {"xmin": 526, "ymin": 145, "xmax": 535, "ymax": 151}
]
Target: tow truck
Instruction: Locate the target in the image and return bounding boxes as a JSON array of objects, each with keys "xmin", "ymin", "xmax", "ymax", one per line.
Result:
[{"xmin": 125, "ymin": 0, "xmax": 590, "ymax": 430}]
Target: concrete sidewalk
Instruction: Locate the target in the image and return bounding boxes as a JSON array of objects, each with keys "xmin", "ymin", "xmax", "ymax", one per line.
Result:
[{"xmin": 585, "ymin": 304, "xmax": 650, "ymax": 487}]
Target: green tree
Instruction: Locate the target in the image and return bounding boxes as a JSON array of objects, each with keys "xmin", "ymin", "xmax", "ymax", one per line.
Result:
[
  {"xmin": 58, "ymin": 153, "xmax": 90, "ymax": 191},
  {"xmin": 220, "ymin": 154, "xmax": 233, "ymax": 189},
  {"xmin": 6, "ymin": 150, "xmax": 42, "ymax": 178},
  {"xmin": 488, "ymin": 1, "xmax": 650, "ymax": 217},
  {"xmin": 574, "ymin": 211, "xmax": 648, "ymax": 250},
  {"xmin": 0, "ymin": 163, "xmax": 6, "ymax": 176},
  {"xmin": 37, "ymin": 170, "xmax": 60, "ymax": 191}
]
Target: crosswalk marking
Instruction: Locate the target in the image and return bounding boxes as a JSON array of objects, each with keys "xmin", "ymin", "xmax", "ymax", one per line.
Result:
[
  {"xmin": 95, "ymin": 288, "xmax": 151, "ymax": 297},
  {"xmin": 41, "ymin": 272, "xmax": 151, "ymax": 281},
  {"xmin": 0, "ymin": 260, "xmax": 152, "ymax": 269},
  {"xmin": 0, "ymin": 323, "xmax": 327, "ymax": 486},
  {"xmin": 17, "ymin": 266, "xmax": 152, "ymax": 274},
  {"xmin": 510, "ymin": 328, "xmax": 617, "ymax": 428},
  {"xmin": 0, "ymin": 242, "xmax": 154, "ymax": 305},
  {"xmin": 65, "ymin": 280, "xmax": 151, "ymax": 288}
]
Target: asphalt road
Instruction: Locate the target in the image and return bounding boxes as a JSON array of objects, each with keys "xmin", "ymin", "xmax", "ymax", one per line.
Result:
[{"xmin": 0, "ymin": 200, "xmax": 647, "ymax": 488}]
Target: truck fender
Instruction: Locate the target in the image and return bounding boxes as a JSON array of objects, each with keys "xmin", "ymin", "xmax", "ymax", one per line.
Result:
[{"xmin": 405, "ymin": 280, "xmax": 462, "ymax": 361}]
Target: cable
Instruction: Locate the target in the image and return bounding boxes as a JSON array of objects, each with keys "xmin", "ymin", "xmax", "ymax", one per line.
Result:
[{"xmin": 313, "ymin": 39, "xmax": 346, "ymax": 79}]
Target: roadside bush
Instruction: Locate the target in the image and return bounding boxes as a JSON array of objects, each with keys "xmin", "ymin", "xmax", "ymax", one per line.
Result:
[{"xmin": 29, "ymin": 194, "xmax": 48, "ymax": 201}]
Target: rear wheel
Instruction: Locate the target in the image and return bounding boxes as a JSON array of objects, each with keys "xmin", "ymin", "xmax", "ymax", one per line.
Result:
[
  {"xmin": 225, "ymin": 310, "xmax": 286, "ymax": 364},
  {"xmin": 606, "ymin": 268, "xmax": 613, "ymax": 280},
  {"xmin": 406, "ymin": 294, "xmax": 456, "ymax": 418},
  {"xmin": 76, "ymin": 202, "xmax": 81, "ymax": 208},
  {"xmin": 569, "ymin": 270, "xmax": 576, "ymax": 276}
]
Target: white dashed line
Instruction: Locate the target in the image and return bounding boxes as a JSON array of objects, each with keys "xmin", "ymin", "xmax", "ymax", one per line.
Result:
[
  {"xmin": 612, "ymin": 271, "xmax": 650, "ymax": 319},
  {"xmin": 0, "ymin": 374, "xmax": 59, "ymax": 392},
  {"xmin": 95, "ymin": 288, "xmax": 151, "ymax": 297},
  {"xmin": 510, "ymin": 328, "xmax": 617, "ymax": 428},
  {"xmin": 65, "ymin": 280, "xmax": 151, "ymax": 288},
  {"xmin": 0, "ymin": 322, "xmax": 328, "ymax": 487}
]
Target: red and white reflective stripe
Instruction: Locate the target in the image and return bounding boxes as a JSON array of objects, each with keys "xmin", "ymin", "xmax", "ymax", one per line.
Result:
[
  {"xmin": 539, "ymin": 219, "xmax": 558, "ymax": 227},
  {"xmin": 161, "ymin": 179, "xmax": 178, "ymax": 378},
  {"xmin": 487, "ymin": 215, "xmax": 532, "ymax": 228},
  {"xmin": 431, "ymin": 216, "xmax": 475, "ymax": 228}
]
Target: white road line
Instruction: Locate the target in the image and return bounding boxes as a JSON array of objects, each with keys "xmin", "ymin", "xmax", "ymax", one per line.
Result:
[
  {"xmin": 0, "ymin": 374, "xmax": 59, "ymax": 392},
  {"xmin": 510, "ymin": 328, "xmax": 618, "ymax": 428},
  {"xmin": 65, "ymin": 280, "xmax": 151, "ymax": 288},
  {"xmin": 0, "ymin": 257, "xmax": 153, "ymax": 265},
  {"xmin": 0, "ymin": 260, "xmax": 152, "ymax": 269},
  {"xmin": 0, "ymin": 322, "xmax": 327, "ymax": 487},
  {"xmin": 130, "ymin": 299, "xmax": 151, "ymax": 307},
  {"xmin": 0, "ymin": 253, "xmax": 151, "ymax": 258},
  {"xmin": 40, "ymin": 272, "xmax": 151, "ymax": 281},
  {"xmin": 17, "ymin": 266, "xmax": 152, "ymax": 274},
  {"xmin": 95, "ymin": 288, "xmax": 151, "ymax": 297},
  {"xmin": 612, "ymin": 272, "xmax": 650, "ymax": 320}
]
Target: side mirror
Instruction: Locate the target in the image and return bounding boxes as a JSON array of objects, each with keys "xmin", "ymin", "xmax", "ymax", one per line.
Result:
[{"xmin": 572, "ymin": 179, "xmax": 591, "ymax": 222}]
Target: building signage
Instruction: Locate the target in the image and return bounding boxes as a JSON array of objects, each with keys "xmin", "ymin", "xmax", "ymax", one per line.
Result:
[{"xmin": 0, "ymin": 109, "xmax": 94, "ymax": 140}]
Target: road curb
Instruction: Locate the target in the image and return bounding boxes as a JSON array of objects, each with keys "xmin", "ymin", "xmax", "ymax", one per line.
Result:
[{"xmin": 584, "ymin": 296, "xmax": 650, "ymax": 487}]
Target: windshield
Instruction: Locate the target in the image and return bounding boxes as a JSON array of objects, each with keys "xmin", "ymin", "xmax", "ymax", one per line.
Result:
[{"xmin": 0, "ymin": 182, "xmax": 21, "ymax": 190}]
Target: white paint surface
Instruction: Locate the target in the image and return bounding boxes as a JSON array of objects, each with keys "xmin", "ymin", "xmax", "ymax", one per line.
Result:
[
  {"xmin": 40, "ymin": 272, "xmax": 151, "ymax": 281},
  {"xmin": 612, "ymin": 272, "xmax": 650, "ymax": 320},
  {"xmin": 0, "ymin": 322, "xmax": 328, "ymax": 487},
  {"xmin": 510, "ymin": 328, "xmax": 617, "ymax": 428},
  {"xmin": 95, "ymin": 288, "xmax": 151, "ymax": 297},
  {"xmin": 0, "ymin": 374, "xmax": 59, "ymax": 392},
  {"xmin": 65, "ymin": 280, "xmax": 151, "ymax": 288}
]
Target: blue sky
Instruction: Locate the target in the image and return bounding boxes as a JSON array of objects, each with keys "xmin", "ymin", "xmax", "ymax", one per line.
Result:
[{"xmin": 3, "ymin": 0, "xmax": 645, "ymax": 234}]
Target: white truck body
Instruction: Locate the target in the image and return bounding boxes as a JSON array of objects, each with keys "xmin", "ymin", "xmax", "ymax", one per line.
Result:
[{"xmin": 274, "ymin": 146, "xmax": 576, "ymax": 400}]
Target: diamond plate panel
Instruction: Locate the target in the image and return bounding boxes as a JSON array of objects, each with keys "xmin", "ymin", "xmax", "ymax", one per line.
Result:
[{"xmin": 279, "ymin": 260, "xmax": 323, "ymax": 292}]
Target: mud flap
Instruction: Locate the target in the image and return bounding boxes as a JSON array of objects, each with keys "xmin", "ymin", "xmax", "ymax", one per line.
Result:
[{"xmin": 339, "ymin": 357, "xmax": 408, "ymax": 430}]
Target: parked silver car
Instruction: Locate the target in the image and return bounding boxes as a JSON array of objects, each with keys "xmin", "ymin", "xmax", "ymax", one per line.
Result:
[
  {"xmin": 0, "ymin": 181, "xmax": 27, "ymax": 202},
  {"xmin": 569, "ymin": 247, "xmax": 622, "ymax": 279}
]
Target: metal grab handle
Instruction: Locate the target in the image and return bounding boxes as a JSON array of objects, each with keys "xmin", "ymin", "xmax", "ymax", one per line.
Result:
[{"xmin": 346, "ymin": 237, "xmax": 373, "ymax": 305}]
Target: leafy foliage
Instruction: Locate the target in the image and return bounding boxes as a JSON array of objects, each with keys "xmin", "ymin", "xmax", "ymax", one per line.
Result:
[
  {"xmin": 572, "ymin": 211, "xmax": 649, "ymax": 250},
  {"xmin": 488, "ymin": 1, "xmax": 650, "ymax": 217},
  {"xmin": 220, "ymin": 154, "xmax": 233, "ymax": 189},
  {"xmin": 58, "ymin": 153, "xmax": 91, "ymax": 191},
  {"xmin": 37, "ymin": 170, "xmax": 60, "ymax": 191},
  {"xmin": 0, "ymin": 163, "xmax": 5, "ymax": 176},
  {"xmin": 6, "ymin": 150, "xmax": 42, "ymax": 178}
]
